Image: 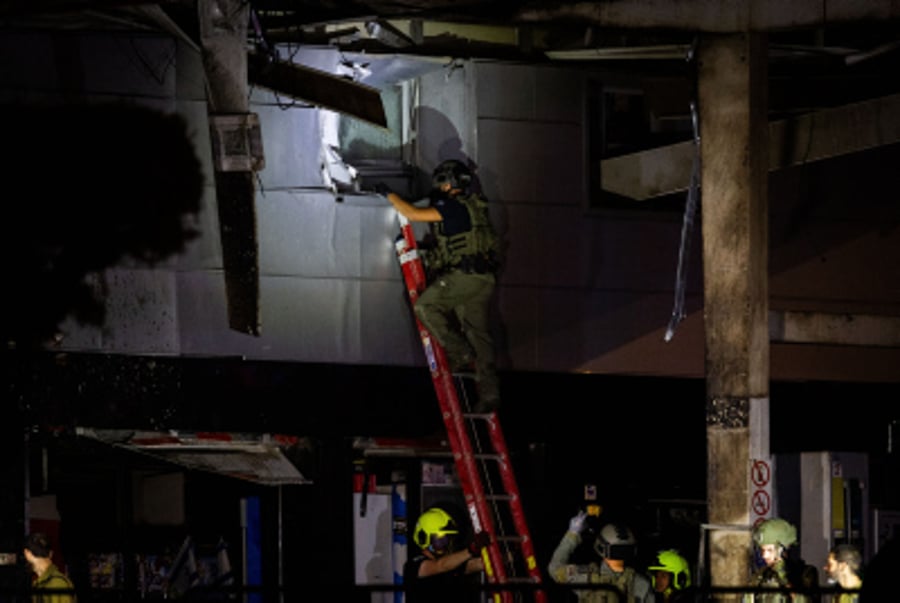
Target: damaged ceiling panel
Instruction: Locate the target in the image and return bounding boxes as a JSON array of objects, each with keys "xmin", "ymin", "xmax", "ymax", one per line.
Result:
[
  {"xmin": 248, "ymin": 52, "xmax": 388, "ymax": 129},
  {"xmin": 75, "ymin": 428, "xmax": 312, "ymax": 486}
]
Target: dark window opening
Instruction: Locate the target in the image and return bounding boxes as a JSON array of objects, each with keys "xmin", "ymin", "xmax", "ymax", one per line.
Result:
[{"xmin": 587, "ymin": 79, "xmax": 693, "ymax": 212}]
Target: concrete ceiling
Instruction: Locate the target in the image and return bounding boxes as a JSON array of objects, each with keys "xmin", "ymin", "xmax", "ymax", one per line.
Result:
[{"xmin": 5, "ymin": 0, "xmax": 897, "ymax": 144}]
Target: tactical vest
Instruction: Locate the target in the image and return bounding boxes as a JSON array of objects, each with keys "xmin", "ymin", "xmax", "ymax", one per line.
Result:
[
  {"xmin": 744, "ymin": 561, "xmax": 816, "ymax": 603},
  {"xmin": 587, "ymin": 566, "xmax": 638, "ymax": 603},
  {"xmin": 433, "ymin": 192, "xmax": 500, "ymax": 274}
]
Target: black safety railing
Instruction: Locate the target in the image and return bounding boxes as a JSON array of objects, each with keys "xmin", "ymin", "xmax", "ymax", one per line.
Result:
[{"xmin": 0, "ymin": 582, "xmax": 869, "ymax": 603}]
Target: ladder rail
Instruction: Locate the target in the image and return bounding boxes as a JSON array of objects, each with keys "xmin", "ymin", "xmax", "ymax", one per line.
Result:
[
  {"xmin": 394, "ymin": 214, "xmax": 546, "ymax": 603},
  {"xmin": 483, "ymin": 414, "xmax": 543, "ymax": 584},
  {"xmin": 395, "ymin": 218, "xmax": 510, "ymax": 586},
  {"xmin": 431, "ymin": 341, "xmax": 511, "ymax": 586}
]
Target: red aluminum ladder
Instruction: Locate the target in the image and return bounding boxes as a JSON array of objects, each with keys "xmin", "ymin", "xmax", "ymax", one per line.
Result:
[{"xmin": 394, "ymin": 214, "xmax": 546, "ymax": 603}]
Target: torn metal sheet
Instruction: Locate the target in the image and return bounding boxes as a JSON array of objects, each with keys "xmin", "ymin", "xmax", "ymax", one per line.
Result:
[
  {"xmin": 320, "ymin": 109, "xmax": 359, "ymax": 193},
  {"xmin": 343, "ymin": 52, "xmax": 447, "ymax": 90},
  {"xmin": 248, "ymin": 51, "xmax": 388, "ymax": 129},
  {"xmin": 215, "ymin": 170, "xmax": 260, "ymax": 336},
  {"xmin": 76, "ymin": 428, "xmax": 311, "ymax": 486}
]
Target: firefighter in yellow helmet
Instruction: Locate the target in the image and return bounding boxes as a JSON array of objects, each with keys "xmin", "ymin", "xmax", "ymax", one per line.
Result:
[
  {"xmin": 403, "ymin": 506, "xmax": 489, "ymax": 603},
  {"xmin": 647, "ymin": 549, "xmax": 691, "ymax": 602},
  {"xmin": 746, "ymin": 518, "xmax": 818, "ymax": 603}
]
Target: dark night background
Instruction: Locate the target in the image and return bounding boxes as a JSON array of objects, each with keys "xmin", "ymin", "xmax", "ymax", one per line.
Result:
[
  {"xmin": 5, "ymin": 349, "xmax": 898, "ymax": 590},
  {"xmin": 0, "ymin": 19, "xmax": 897, "ymax": 597}
]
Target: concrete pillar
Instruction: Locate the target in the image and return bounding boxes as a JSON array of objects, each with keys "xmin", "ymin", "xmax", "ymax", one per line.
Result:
[
  {"xmin": 199, "ymin": 0, "xmax": 261, "ymax": 335},
  {"xmin": 698, "ymin": 33, "xmax": 769, "ymax": 595}
]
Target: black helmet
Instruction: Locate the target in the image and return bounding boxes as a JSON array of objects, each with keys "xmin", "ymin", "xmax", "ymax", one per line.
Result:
[{"xmin": 431, "ymin": 159, "xmax": 472, "ymax": 190}]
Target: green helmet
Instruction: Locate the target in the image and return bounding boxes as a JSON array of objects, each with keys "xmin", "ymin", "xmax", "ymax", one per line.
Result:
[
  {"xmin": 413, "ymin": 507, "xmax": 459, "ymax": 554},
  {"xmin": 753, "ymin": 518, "xmax": 797, "ymax": 548},
  {"xmin": 648, "ymin": 549, "xmax": 692, "ymax": 590}
]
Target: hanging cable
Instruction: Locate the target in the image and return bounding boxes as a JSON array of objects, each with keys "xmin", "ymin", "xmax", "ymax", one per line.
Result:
[
  {"xmin": 665, "ymin": 41, "xmax": 701, "ymax": 342},
  {"xmin": 248, "ymin": 4, "xmax": 276, "ymax": 62}
]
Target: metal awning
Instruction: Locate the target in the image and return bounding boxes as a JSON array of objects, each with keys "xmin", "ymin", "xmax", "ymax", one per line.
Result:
[
  {"xmin": 75, "ymin": 427, "xmax": 311, "ymax": 486},
  {"xmin": 352, "ymin": 435, "xmax": 452, "ymax": 458}
]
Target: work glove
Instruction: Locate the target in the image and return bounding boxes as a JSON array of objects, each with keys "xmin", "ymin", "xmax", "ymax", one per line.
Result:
[
  {"xmin": 374, "ymin": 182, "xmax": 392, "ymax": 196},
  {"xmin": 568, "ymin": 510, "xmax": 588, "ymax": 535},
  {"xmin": 468, "ymin": 531, "xmax": 491, "ymax": 556}
]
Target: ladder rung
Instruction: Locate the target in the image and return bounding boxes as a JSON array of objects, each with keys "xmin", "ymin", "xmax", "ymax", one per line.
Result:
[
  {"xmin": 463, "ymin": 411, "xmax": 495, "ymax": 418},
  {"xmin": 473, "ymin": 453, "xmax": 502, "ymax": 461},
  {"xmin": 500, "ymin": 577, "xmax": 540, "ymax": 584},
  {"xmin": 397, "ymin": 220, "xmax": 547, "ymax": 603}
]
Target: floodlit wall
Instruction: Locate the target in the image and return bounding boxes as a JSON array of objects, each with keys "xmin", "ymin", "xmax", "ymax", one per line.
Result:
[{"xmin": 4, "ymin": 29, "xmax": 898, "ymax": 382}]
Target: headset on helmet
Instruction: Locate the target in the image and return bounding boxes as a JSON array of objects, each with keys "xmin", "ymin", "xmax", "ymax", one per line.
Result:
[
  {"xmin": 594, "ymin": 523, "xmax": 637, "ymax": 561},
  {"xmin": 648, "ymin": 549, "xmax": 692, "ymax": 590},
  {"xmin": 753, "ymin": 518, "xmax": 797, "ymax": 548},
  {"xmin": 413, "ymin": 507, "xmax": 459, "ymax": 554},
  {"xmin": 431, "ymin": 159, "xmax": 472, "ymax": 190}
]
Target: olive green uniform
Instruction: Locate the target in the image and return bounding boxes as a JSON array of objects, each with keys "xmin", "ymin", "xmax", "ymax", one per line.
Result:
[
  {"xmin": 32, "ymin": 563, "xmax": 76, "ymax": 603},
  {"xmin": 548, "ymin": 531, "xmax": 655, "ymax": 603},
  {"xmin": 414, "ymin": 191, "xmax": 501, "ymax": 409}
]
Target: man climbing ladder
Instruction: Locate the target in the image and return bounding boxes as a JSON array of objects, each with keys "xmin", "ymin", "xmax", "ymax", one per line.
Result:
[
  {"xmin": 377, "ymin": 159, "xmax": 502, "ymax": 412},
  {"xmin": 384, "ymin": 166, "xmax": 546, "ymax": 603}
]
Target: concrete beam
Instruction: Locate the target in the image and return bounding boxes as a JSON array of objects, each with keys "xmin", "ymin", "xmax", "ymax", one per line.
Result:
[
  {"xmin": 771, "ymin": 311, "xmax": 900, "ymax": 347},
  {"xmin": 199, "ymin": 0, "xmax": 261, "ymax": 336},
  {"xmin": 516, "ymin": 0, "xmax": 900, "ymax": 32},
  {"xmin": 601, "ymin": 92, "xmax": 900, "ymax": 200}
]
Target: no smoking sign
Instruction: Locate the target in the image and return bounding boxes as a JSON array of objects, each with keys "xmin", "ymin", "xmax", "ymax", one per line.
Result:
[
  {"xmin": 752, "ymin": 459, "xmax": 770, "ymax": 487},
  {"xmin": 750, "ymin": 458, "xmax": 773, "ymax": 522}
]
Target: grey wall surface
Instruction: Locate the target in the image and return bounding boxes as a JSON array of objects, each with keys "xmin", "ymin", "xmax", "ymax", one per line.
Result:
[{"xmin": 5, "ymin": 28, "xmax": 897, "ymax": 382}]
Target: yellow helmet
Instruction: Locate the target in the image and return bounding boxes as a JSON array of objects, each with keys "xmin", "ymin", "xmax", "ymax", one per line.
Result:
[
  {"xmin": 413, "ymin": 507, "xmax": 459, "ymax": 554},
  {"xmin": 648, "ymin": 549, "xmax": 692, "ymax": 590}
]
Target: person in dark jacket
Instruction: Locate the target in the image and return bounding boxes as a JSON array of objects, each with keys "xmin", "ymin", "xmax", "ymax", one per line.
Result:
[{"xmin": 379, "ymin": 159, "xmax": 502, "ymax": 412}]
